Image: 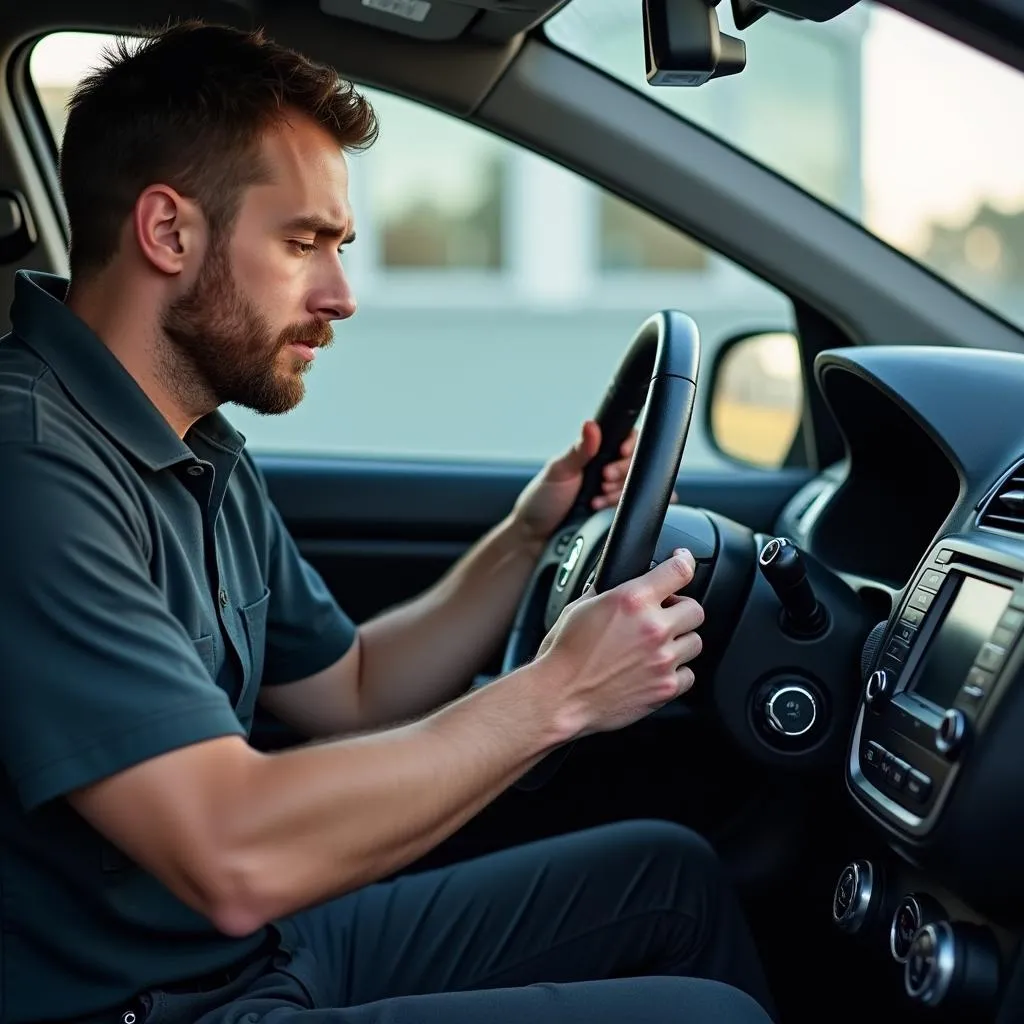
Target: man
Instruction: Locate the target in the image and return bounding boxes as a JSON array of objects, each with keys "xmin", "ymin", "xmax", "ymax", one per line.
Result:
[{"xmin": 0, "ymin": 20, "xmax": 775, "ymax": 1024}]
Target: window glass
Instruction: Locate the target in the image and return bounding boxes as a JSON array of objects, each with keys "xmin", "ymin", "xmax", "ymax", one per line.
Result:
[
  {"xmin": 28, "ymin": 31, "xmax": 800, "ymax": 470},
  {"xmin": 547, "ymin": 0, "xmax": 1024, "ymax": 333}
]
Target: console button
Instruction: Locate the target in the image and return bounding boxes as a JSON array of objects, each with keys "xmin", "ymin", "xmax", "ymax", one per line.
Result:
[
  {"xmin": 885, "ymin": 638, "xmax": 910, "ymax": 663},
  {"xmin": 902, "ymin": 607, "xmax": 925, "ymax": 627},
  {"xmin": 966, "ymin": 666, "xmax": 992, "ymax": 690},
  {"xmin": 887, "ymin": 756, "xmax": 910, "ymax": 788},
  {"xmin": 1000, "ymin": 608, "xmax": 1024, "ymax": 632},
  {"xmin": 894, "ymin": 621, "xmax": 917, "ymax": 645},
  {"xmin": 920, "ymin": 569, "xmax": 945, "ymax": 590},
  {"xmin": 992, "ymin": 625, "xmax": 1017, "ymax": 648},
  {"xmin": 905, "ymin": 769, "xmax": 932, "ymax": 802},
  {"xmin": 909, "ymin": 589, "xmax": 936, "ymax": 613},
  {"xmin": 862, "ymin": 740, "xmax": 885, "ymax": 770},
  {"xmin": 976, "ymin": 643, "xmax": 1006, "ymax": 672},
  {"xmin": 935, "ymin": 549, "xmax": 953, "ymax": 564}
]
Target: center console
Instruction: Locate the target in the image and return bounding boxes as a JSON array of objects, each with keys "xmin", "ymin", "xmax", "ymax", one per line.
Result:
[{"xmin": 849, "ymin": 537, "xmax": 1024, "ymax": 838}]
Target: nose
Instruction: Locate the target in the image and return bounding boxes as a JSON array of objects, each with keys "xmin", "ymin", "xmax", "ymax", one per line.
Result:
[{"xmin": 311, "ymin": 261, "xmax": 357, "ymax": 321}]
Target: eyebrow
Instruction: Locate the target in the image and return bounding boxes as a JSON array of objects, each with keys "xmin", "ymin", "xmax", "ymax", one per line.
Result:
[{"xmin": 284, "ymin": 215, "xmax": 356, "ymax": 245}]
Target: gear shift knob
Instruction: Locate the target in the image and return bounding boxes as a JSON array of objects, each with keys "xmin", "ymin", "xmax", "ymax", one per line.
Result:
[{"xmin": 758, "ymin": 537, "xmax": 827, "ymax": 637}]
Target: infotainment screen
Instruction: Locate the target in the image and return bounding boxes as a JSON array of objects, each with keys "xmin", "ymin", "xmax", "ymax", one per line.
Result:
[{"xmin": 908, "ymin": 575, "xmax": 1012, "ymax": 709}]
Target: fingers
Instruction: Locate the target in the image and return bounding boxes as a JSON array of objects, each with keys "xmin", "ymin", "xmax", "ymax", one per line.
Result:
[
  {"xmin": 637, "ymin": 548, "xmax": 696, "ymax": 602},
  {"xmin": 665, "ymin": 592, "xmax": 705, "ymax": 636}
]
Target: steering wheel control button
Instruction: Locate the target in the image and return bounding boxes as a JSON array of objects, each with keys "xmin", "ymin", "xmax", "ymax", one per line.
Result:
[
  {"xmin": 935, "ymin": 708, "xmax": 968, "ymax": 759},
  {"xmin": 864, "ymin": 669, "xmax": 893, "ymax": 709},
  {"xmin": 832, "ymin": 861, "xmax": 875, "ymax": 934},
  {"xmin": 766, "ymin": 685, "xmax": 817, "ymax": 737},
  {"xmin": 554, "ymin": 536, "xmax": 584, "ymax": 592}
]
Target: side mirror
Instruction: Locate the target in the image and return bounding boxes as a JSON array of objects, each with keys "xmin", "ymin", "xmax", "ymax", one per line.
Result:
[{"xmin": 709, "ymin": 331, "xmax": 804, "ymax": 469}]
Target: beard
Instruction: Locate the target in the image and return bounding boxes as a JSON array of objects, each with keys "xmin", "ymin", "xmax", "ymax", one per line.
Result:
[{"xmin": 161, "ymin": 238, "xmax": 334, "ymax": 416}]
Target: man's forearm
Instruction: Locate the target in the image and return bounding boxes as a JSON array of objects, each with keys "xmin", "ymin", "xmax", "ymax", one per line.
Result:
[
  {"xmin": 221, "ymin": 657, "xmax": 569, "ymax": 933},
  {"xmin": 354, "ymin": 514, "xmax": 543, "ymax": 728}
]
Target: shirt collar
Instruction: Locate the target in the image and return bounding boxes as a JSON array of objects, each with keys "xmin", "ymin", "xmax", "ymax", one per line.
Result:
[{"xmin": 9, "ymin": 269, "xmax": 245, "ymax": 471}]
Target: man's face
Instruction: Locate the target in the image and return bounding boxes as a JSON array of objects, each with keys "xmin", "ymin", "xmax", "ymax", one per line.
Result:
[{"xmin": 162, "ymin": 113, "xmax": 357, "ymax": 415}]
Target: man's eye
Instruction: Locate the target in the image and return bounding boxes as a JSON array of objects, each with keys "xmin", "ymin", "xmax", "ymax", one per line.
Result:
[{"xmin": 290, "ymin": 240, "xmax": 318, "ymax": 255}]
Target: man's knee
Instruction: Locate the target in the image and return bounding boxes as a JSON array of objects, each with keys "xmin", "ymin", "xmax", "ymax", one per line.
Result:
[
  {"xmin": 600, "ymin": 818, "xmax": 723, "ymax": 881},
  {"xmin": 656, "ymin": 978, "xmax": 775, "ymax": 1023}
]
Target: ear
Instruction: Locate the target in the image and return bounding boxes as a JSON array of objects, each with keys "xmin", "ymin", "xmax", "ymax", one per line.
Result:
[{"xmin": 131, "ymin": 185, "xmax": 206, "ymax": 277}]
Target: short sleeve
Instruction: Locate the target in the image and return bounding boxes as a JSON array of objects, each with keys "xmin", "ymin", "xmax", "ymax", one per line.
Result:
[
  {"xmin": 0, "ymin": 445, "xmax": 245, "ymax": 811},
  {"xmin": 260, "ymin": 499, "xmax": 357, "ymax": 686}
]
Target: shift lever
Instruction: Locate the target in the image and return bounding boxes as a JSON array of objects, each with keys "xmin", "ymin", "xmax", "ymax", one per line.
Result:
[{"xmin": 758, "ymin": 537, "xmax": 827, "ymax": 638}]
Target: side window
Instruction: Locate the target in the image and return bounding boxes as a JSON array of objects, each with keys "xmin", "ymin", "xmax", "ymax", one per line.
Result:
[{"xmin": 29, "ymin": 33, "xmax": 802, "ymax": 471}]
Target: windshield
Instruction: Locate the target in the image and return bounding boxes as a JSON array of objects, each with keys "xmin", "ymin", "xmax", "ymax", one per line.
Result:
[{"xmin": 547, "ymin": 1, "xmax": 1024, "ymax": 334}]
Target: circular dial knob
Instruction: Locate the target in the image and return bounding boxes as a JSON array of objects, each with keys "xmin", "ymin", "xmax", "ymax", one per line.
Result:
[
  {"xmin": 935, "ymin": 708, "xmax": 968, "ymax": 759},
  {"xmin": 832, "ymin": 860, "xmax": 876, "ymax": 934},
  {"xmin": 890, "ymin": 893, "xmax": 945, "ymax": 963},
  {"xmin": 864, "ymin": 668, "xmax": 893, "ymax": 709},
  {"xmin": 766, "ymin": 684, "xmax": 817, "ymax": 737},
  {"xmin": 905, "ymin": 921, "xmax": 1000, "ymax": 1011}
]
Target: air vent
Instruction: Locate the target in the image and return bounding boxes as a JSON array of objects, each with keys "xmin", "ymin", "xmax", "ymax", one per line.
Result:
[{"xmin": 979, "ymin": 460, "xmax": 1024, "ymax": 534}]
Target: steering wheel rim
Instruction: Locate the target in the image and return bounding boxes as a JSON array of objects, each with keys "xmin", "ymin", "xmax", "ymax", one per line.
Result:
[{"xmin": 504, "ymin": 309, "xmax": 701, "ymax": 788}]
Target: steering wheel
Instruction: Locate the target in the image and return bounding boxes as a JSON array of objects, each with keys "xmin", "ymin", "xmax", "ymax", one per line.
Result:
[{"xmin": 500, "ymin": 310, "xmax": 701, "ymax": 788}]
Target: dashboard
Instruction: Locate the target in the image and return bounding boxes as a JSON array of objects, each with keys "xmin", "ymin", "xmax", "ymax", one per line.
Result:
[{"xmin": 768, "ymin": 345, "xmax": 1024, "ymax": 1019}]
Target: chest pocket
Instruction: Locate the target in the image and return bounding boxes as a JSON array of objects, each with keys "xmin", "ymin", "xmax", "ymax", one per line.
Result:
[{"xmin": 237, "ymin": 588, "xmax": 271, "ymax": 729}]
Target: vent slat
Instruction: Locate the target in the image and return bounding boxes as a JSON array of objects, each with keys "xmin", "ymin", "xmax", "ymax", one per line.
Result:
[{"xmin": 980, "ymin": 461, "xmax": 1024, "ymax": 533}]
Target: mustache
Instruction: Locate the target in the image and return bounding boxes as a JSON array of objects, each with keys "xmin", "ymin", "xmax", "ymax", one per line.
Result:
[{"xmin": 278, "ymin": 321, "xmax": 335, "ymax": 349}]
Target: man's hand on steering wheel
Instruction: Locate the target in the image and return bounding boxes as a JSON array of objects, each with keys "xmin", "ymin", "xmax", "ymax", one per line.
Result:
[{"xmin": 512, "ymin": 420, "xmax": 679, "ymax": 548}]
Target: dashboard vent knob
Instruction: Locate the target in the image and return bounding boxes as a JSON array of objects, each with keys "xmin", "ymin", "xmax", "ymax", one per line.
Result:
[{"xmin": 860, "ymin": 620, "xmax": 888, "ymax": 682}]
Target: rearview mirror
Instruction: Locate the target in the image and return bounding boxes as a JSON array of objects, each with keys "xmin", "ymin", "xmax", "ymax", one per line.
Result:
[{"xmin": 709, "ymin": 331, "xmax": 803, "ymax": 469}]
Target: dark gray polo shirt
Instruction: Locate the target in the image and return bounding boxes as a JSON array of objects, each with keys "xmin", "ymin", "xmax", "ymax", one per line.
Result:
[{"xmin": 0, "ymin": 270, "xmax": 357, "ymax": 1022}]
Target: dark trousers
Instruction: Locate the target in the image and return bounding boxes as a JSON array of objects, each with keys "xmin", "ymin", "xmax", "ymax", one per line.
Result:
[{"xmin": 138, "ymin": 821, "xmax": 776, "ymax": 1024}]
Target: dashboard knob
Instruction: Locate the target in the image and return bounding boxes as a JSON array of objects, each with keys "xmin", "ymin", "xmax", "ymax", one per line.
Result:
[
  {"xmin": 935, "ymin": 708, "xmax": 968, "ymax": 759},
  {"xmin": 890, "ymin": 893, "xmax": 945, "ymax": 964},
  {"xmin": 766, "ymin": 684, "xmax": 817, "ymax": 737},
  {"xmin": 832, "ymin": 860, "xmax": 878, "ymax": 934},
  {"xmin": 905, "ymin": 921, "xmax": 1000, "ymax": 1011},
  {"xmin": 864, "ymin": 668, "xmax": 894, "ymax": 710}
]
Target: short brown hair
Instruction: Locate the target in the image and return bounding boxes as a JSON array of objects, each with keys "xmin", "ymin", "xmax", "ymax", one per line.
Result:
[{"xmin": 59, "ymin": 20, "xmax": 378, "ymax": 279}]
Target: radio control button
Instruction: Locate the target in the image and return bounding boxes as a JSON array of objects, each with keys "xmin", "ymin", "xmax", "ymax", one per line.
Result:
[
  {"xmin": 885, "ymin": 638, "xmax": 910, "ymax": 663},
  {"xmin": 905, "ymin": 769, "xmax": 932, "ymax": 802},
  {"xmin": 902, "ymin": 607, "xmax": 924, "ymax": 627},
  {"xmin": 1000, "ymin": 607, "xmax": 1024, "ymax": 632},
  {"xmin": 920, "ymin": 569, "xmax": 945, "ymax": 590},
  {"xmin": 992, "ymin": 624, "xmax": 1016, "ymax": 648},
  {"xmin": 976, "ymin": 643, "xmax": 1006, "ymax": 672},
  {"xmin": 886, "ymin": 755, "xmax": 910, "ymax": 789},
  {"xmin": 966, "ymin": 667, "xmax": 991, "ymax": 690},
  {"xmin": 909, "ymin": 589, "xmax": 936, "ymax": 613},
  {"xmin": 961, "ymin": 684, "xmax": 985, "ymax": 703},
  {"xmin": 894, "ymin": 621, "xmax": 917, "ymax": 645},
  {"xmin": 935, "ymin": 549, "xmax": 953, "ymax": 564}
]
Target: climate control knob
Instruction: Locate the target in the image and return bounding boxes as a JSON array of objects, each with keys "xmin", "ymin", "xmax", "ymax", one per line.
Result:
[
  {"xmin": 935, "ymin": 708, "xmax": 968, "ymax": 759},
  {"xmin": 832, "ymin": 860, "xmax": 878, "ymax": 934},
  {"xmin": 890, "ymin": 893, "xmax": 945, "ymax": 963},
  {"xmin": 905, "ymin": 921, "xmax": 1000, "ymax": 1011}
]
